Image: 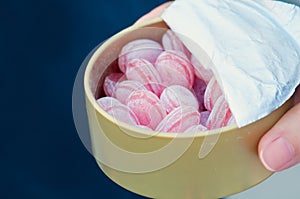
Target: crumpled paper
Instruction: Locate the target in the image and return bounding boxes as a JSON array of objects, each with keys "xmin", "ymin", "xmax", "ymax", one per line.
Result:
[{"xmin": 162, "ymin": 0, "xmax": 300, "ymax": 127}]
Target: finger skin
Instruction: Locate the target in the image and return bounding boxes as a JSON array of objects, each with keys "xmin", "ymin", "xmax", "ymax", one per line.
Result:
[
  {"xmin": 135, "ymin": 1, "xmax": 173, "ymax": 24},
  {"xmin": 259, "ymin": 87, "xmax": 300, "ymax": 172}
]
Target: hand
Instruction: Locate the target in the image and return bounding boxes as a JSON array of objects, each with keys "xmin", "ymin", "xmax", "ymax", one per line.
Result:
[
  {"xmin": 137, "ymin": 1, "xmax": 300, "ymax": 172},
  {"xmin": 258, "ymin": 86, "xmax": 300, "ymax": 172},
  {"xmin": 135, "ymin": 1, "xmax": 173, "ymax": 24}
]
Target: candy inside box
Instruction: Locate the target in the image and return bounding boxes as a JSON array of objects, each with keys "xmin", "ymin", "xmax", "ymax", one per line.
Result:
[{"xmin": 84, "ymin": 18, "xmax": 294, "ymax": 199}]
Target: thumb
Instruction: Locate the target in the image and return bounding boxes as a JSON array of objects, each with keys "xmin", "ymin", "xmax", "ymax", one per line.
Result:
[
  {"xmin": 258, "ymin": 101, "xmax": 300, "ymax": 172},
  {"xmin": 135, "ymin": 1, "xmax": 173, "ymax": 24}
]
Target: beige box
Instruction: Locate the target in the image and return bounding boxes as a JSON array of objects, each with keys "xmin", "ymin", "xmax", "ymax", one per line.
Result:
[{"xmin": 83, "ymin": 18, "xmax": 294, "ymax": 199}]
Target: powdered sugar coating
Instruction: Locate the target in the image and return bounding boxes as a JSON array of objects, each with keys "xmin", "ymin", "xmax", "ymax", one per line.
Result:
[
  {"xmin": 206, "ymin": 96, "xmax": 232, "ymax": 130},
  {"xmin": 106, "ymin": 104, "xmax": 140, "ymax": 126},
  {"xmin": 114, "ymin": 80, "xmax": 146, "ymax": 104},
  {"xmin": 98, "ymin": 37, "xmax": 235, "ymax": 131},
  {"xmin": 103, "ymin": 73, "xmax": 126, "ymax": 97},
  {"xmin": 190, "ymin": 54, "xmax": 213, "ymax": 84},
  {"xmin": 97, "ymin": 97, "xmax": 139, "ymax": 125},
  {"xmin": 155, "ymin": 50, "xmax": 194, "ymax": 89},
  {"xmin": 204, "ymin": 77, "xmax": 223, "ymax": 111},
  {"xmin": 118, "ymin": 39, "xmax": 163, "ymax": 73},
  {"xmin": 126, "ymin": 58, "xmax": 163, "ymax": 96},
  {"xmin": 155, "ymin": 106, "xmax": 200, "ymax": 133},
  {"xmin": 97, "ymin": 97, "xmax": 122, "ymax": 111},
  {"xmin": 126, "ymin": 90, "xmax": 166, "ymax": 130},
  {"xmin": 184, "ymin": 124, "xmax": 207, "ymax": 133},
  {"xmin": 160, "ymin": 85, "xmax": 199, "ymax": 113},
  {"xmin": 162, "ymin": 30, "xmax": 191, "ymax": 58},
  {"xmin": 226, "ymin": 115, "xmax": 236, "ymax": 126}
]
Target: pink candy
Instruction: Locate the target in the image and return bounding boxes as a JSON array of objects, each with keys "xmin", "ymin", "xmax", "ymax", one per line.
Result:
[
  {"xmin": 184, "ymin": 124, "xmax": 207, "ymax": 134},
  {"xmin": 226, "ymin": 115, "xmax": 236, "ymax": 126},
  {"xmin": 113, "ymin": 80, "xmax": 146, "ymax": 104},
  {"xmin": 160, "ymin": 85, "xmax": 199, "ymax": 113},
  {"xmin": 191, "ymin": 54, "xmax": 213, "ymax": 84},
  {"xmin": 106, "ymin": 105, "xmax": 140, "ymax": 126},
  {"xmin": 126, "ymin": 90, "xmax": 166, "ymax": 130},
  {"xmin": 118, "ymin": 39, "xmax": 163, "ymax": 73},
  {"xmin": 162, "ymin": 30, "xmax": 191, "ymax": 58},
  {"xmin": 155, "ymin": 106, "xmax": 200, "ymax": 133},
  {"xmin": 155, "ymin": 50, "xmax": 194, "ymax": 89},
  {"xmin": 206, "ymin": 96, "xmax": 232, "ymax": 130},
  {"xmin": 126, "ymin": 58, "xmax": 163, "ymax": 96},
  {"xmin": 103, "ymin": 73, "xmax": 126, "ymax": 97},
  {"xmin": 97, "ymin": 96, "xmax": 122, "ymax": 111},
  {"xmin": 97, "ymin": 97, "xmax": 139, "ymax": 125},
  {"xmin": 204, "ymin": 77, "xmax": 223, "ymax": 111},
  {"xmin": 97, "ymin": 30, "xmax": 236, "ymax": 133}
]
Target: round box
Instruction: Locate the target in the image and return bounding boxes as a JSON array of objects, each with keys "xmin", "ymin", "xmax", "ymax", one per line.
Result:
[{"xmin": 83, "ymin": 18, "xmax": 294, "ymax": 199}]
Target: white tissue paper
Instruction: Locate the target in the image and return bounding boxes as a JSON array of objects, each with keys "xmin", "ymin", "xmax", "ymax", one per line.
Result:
[{"xmin": 162, "ymin": 0, "xmax": 300, "ymax": 127}]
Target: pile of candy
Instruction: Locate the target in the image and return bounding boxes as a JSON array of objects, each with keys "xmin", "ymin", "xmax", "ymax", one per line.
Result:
[{"xmin": 97, "ymin": 30, "xmax": 235, "ymax": 133}]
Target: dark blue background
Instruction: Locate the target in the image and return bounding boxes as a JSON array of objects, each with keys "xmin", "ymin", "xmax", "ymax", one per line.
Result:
[{"xmin": 1, "ymin": 0, "xmax": 166, "ymax": 198}]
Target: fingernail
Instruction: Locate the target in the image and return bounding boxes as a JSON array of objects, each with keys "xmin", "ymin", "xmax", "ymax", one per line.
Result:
[{"xmin": 260, "ymin": 137, "xmax": 295, "ymax": 171}]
